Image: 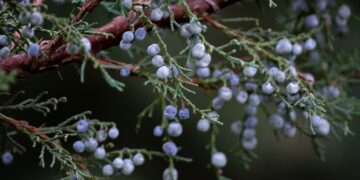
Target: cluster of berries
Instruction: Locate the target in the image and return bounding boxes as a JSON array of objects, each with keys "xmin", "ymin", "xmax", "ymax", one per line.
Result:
[
  {"xmin": 72, "ymin": 119, "xmax": 146, "ymax": 176},
  {"xmin": 0, "ymin": 2, "xmax": 45, "ymax": 58}
]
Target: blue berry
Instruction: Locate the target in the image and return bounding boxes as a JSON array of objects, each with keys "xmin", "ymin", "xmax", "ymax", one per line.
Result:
[
  {"xmin": 18, "ymin": 12, "xmax": 30, "ymax": 25},
  {"xmin": 76, "ymin": 119, "xmax": 89, "ymax": 132},
  {"xmin": 228, "ymin": 74, "xmax": 240, "ymax": 86},
  {"xmin": 245, "ymin": 81, "xmax": 258, "ymax": 90},
  {"xmin": 218, "ymin": 86, "xmax": 232, "ymax": 101},
  {"xmin": 108, "ymin": 127, "xmax": 120, "ymax": 139},
  {"xmin": 192, "ymin": 43, "xmax": 205, "ymax": 58},
  {"xmin": 244, "ymin": 116, "xmax": 258, "ymax": 128},
  {"xmin": 292, "ymin": 43, "xmax": 302, "ymax": 55},
  {"xmin": 122, "ymin": 159, "xmax": 135, "ymax": 175},
  {"xmin": 268, "ymin": 114, "xmax": 284, "ymax": 129},
  {"xmin": 274, "ymin": 71, "xmax": 286, "ymax": 83},
  {"xmin": 211, "ymin": 152, "xmax": 227, "ymax": 168},
  {"xmin": 245, "ymin": 105, "xmax": 257, "ymax": 115},
  {"xmin": 230, "ymin": 120, "xmax": 242, "ymax": 134},
  {"xmin": 121, "ymin": 0, "xmax": 132, "ymax": 9},
  {"xmin": 304, "ymin": 38, "xmax": 317, "ymax": 50},
  {"xmin": 156, "ymin": 66, "xmax": 170, "ymax": 79},
  {"xmin": 180, "ymin": 23, "xmax": 192, "ymax": 38},
  {"xmin": 94, "ymin": 147, "xmax": 106, "ymax": 159},
  {"xmin": 147, "ymin": 43, "xmax": 160, "ymax": 56},
  {"xmin": 236, "ymin": 90, "xmax": 248, "ymax": 104},
  {"xmin": 66, "ymin": 43, "xmax": 80, "ymax": 55},
  {"xmin": 134, "ymin": 27, "xmax": 147, "ymax": 41},
  {"xmin": 102, "ymin": 164, "xmax": 114, "ymax": 176},
  {"xmin": 305, "ymin": 14, "xmax": 319, "ymax": 28},
  {"xmin": 27, "ymin": 43, "xmax": 40, "ymax": 57},
  {"xmin": 162, "ymin": 141, "xmax": 178, "ymax": 156},
  {"xmin": 275, "ymin": 38, "xmax": 292, "ymax": 54},
  {"xmin": 243, "ymin": 128, "xmax": 256, "ymax": 139},
  {"xmin": 167, "ymin": 122, "xmax": 183, "ymax": 137},
  {"xmin": 338, "ymin": 4, "xmax": 351, "ymax": 19},
  {"xmin": 151, "ymin": 55, "xmax": 164, "ymax": 67},
  {"xmin": 84, "ymin": 138, "xmax": 98, "ymax": 152},
  {"xmin": 120, "ymin": 66, "xmax": 131, "ymax": 77},
  {"xmin": 112, "ymin": 157, "xmax": 124, "ymax": 169},
  {"xmin": 122, "ymin": 31, "xmax": 134, "ymax": 43},
  {"xmin": 292, "ymin": 0, "xmax": 308, "ymax": 13},
  {"xmin": 289, "ymin": 66, "xmax": 298, "ymax": 76},
  {"xmin": 0, "ymin": 35, "xmax": 7, "ymax": 46},
  {"xmin": 248, "ymin": 93, "xmax": 260, "ymax": 106},
  {"xmin": 21, "ymin": 26, "xmax": 34, "ymax": 38},
  {"xmin": 2, "ymin": 152, "xmax": 13, "ymax": 165},
  {"xmin": 119, "ymin": 40, "xmax": 132, "ymax": 50},
  {"xmin": 178, "ymin": 108, "xmax": 190, "ymax": 120},
  {"xmin": 163, "ymin": 167, "xmax": 178, "ymax": 180},
  {"xmin": 73, "ymin": 140, "xmax": 85, "ymax": 153},
  {"xmin": 286, "ymin": 82, "xmax": 300, "ymax": 94},
  {"xmin": 195, "ymin": 53, "xmax": 211, "ymax": 67},
  {"xmin": 321, "ymin": 86, "xmax": 340, "ymax": 99},
  {"xmin": 196, "ymin": 67, "xmax": 210, "ymax": 78},
  {"xmin": 212, "ymin": 97, "xmax": 224, "ymax": 110},
  {"xmin": 197, "ymin": 118, "xmax": 210, "ymax": 132},
  {"xmin": 314, "ymin": 119, "xmax": 330, "ymax": 136},
  {"xmin": 281, "ymin": 123, "xmax": 297, "ymax": 138},
  {"xmin": 0, "ymin": 47, "xmax": 10, "ymax": 59},
  {"xmin": 315, "ymin": 0, "xmax": 327, "ymax": 11},
  {"xmin": 163, "ymin": 105, "xmax": 177, "ymax": 120},
  {"xmin": 96, "ymin": 130, "xmax": 108, "ymax": 143},
  {"xmin": 153, "ymin": 125, "xmax": 164, "ymax": 137},
  {"xmin": 189, "ymin": 20, "xmax": 202, "ymax": 35},
  {"xmin": 262, "ymin": 82, "xmax": 275, "ymax": 94},
  {"xmin": 243, "ymin": 66, "xmax": 257, "ymax": 77},
  {"xmin": 310, "ymin": 115, "xmax": 322, "ymax": 127},
  {"xmin": 170, "ymin": 65, "xmax": 179, "ymax": 77},
  {"xmin": 268, "ymin": 67, "xmax": 279, "ymax": 76},
  {"xmin": 29, "ymin": 12, "xmax": 44, "ymax": 26},
  {"xmin": 80, "ymin": 38, "xmax": 91, "ymax": 52},
  {"xmin": 151, "ymin": 8, "xmax": 164, "ymax": 21},
  {"xmin": 212, "ymin": 69, "xmax": 222, "ymax": 78},
  {"xmin": 242, "ymin": 137, "xmax": 257, "ymax": 150},
  {"xmin": 132, "ymin": 153, "xmax": 145, "ymax": 166},
  {"xmin": 336, "ymin": 16, "xmax": 348, "ymax": 27}
]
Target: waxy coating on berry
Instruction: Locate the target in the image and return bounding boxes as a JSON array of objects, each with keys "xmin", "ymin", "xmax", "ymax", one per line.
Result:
[
  {"xmin": 147, "ymin": 43, "xmax": 161, "ymax": 56},
  {"xmin": 94, "ymin": 147, "xmax": 106, "ymax": 159},
  {"xmin": 76, "ymin": 119, "xmax": 89, "ymax": 132},
  {"xmin": 108, "ymin": 127, "xmax": 120, "ymax": 139},
  {"xmin": 162, "ymin": 141, "xmax": 178, "ymax": 156},
  {"xmin": 178, "ymin": 108, "xmax": 190, "ymax": 120},
  {"xmin": 73, "ymin": 140, "xmax": 86, "ymax": 153},
  {"xmin": 122, "ymin": 31, "xmax": 134, "ymax": 43},
  {"xmin": 167, "ymin": 122, "xmax": 183, "ymax": 137},
  {"xmin": 134, "ymin": 27, "xmax": 147, "ymax": 41},
  {"xmin": 132, "ymin": 153, "xmax": 145, "ymax": 166},
  {"xmin": 153, "ymin": 125, "xmax": 164, "ymax": 137},
  {"xmin": 27, "ymin": 43, "xmax": 40, "ymax": 57},
  {"xmin": 211, "ymin": 152, "xmax": 227, "ymax": 168},
  {"xmin": 163, "ymin": 105, "xmax": 177, "ymax": 120},
  {"xmin": 122, "ymin": 159, "xmax": 135, "ymax": 175},
  {"xmin": 84, "ymin": 138, "xmax": 98, "ymax": 152},
  {"xmin": 2, "ymin": 152, "xmax": 13, "ymax": 165},
  {"xmin": 197, "ymin": 119, "xmax": 210, "ymax": 132},
  {"xmin": 102, "ymin": 164, "xmax": 114, "ymax": 176},
  {"xmin": 112, "ymin": 157, "xmax": 124, "ymax": 169}
]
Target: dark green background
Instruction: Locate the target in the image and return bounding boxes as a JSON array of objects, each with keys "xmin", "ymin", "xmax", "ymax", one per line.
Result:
[{"xmin": 1, "ymin": 1, "xmax": 360, "ymax": 179}]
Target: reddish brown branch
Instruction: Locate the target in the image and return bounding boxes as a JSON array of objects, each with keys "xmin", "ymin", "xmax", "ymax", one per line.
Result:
[{"xmin": 0, "ymin": 0, "xmax": 237, "ymax": 77}]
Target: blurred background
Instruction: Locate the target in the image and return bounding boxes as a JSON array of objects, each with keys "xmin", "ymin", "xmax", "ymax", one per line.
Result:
[{"xmin": 1, "ymin": 1, "xmax": 360, "ymax": 179}]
